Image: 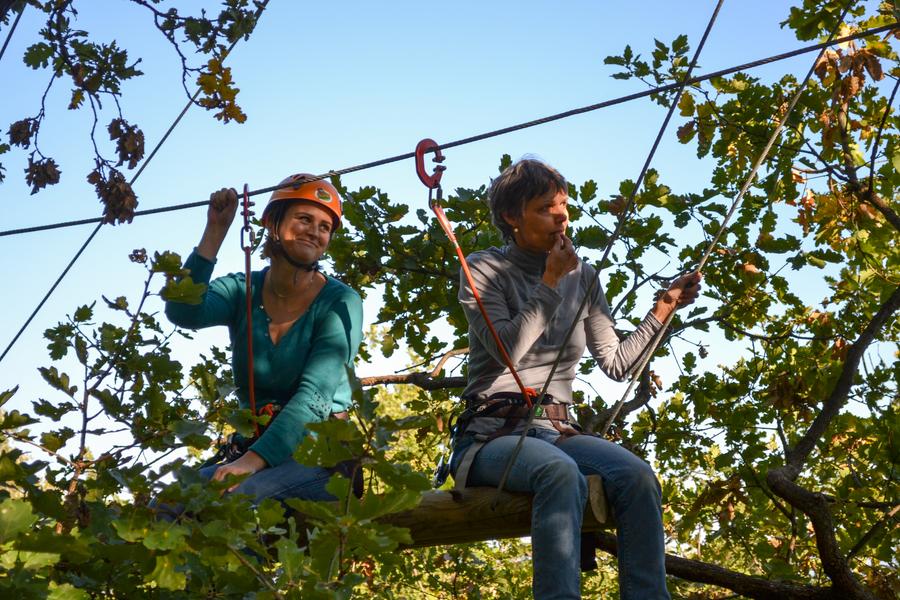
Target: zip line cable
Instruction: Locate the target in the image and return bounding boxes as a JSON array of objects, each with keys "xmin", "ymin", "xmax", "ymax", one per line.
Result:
[
  {"xmin": 491, "ymin": 0, "xmax": 725, "ymax": 504},
  {"xmin": 0, "ymin": 4, "xmax": 23, "ymax": 64},
  {"xmin": 1, "ymin": 21, "xmax": 896, "ymax": 240},
  {"xmin": 0, "ymin": 0, "xmax": 271, "ymax": 364},
  {"xmin": 595, "ymin": 0, "xmax": 858, "ymax": 437}
]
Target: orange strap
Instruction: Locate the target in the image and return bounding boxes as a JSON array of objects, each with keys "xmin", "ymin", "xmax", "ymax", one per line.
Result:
[
  {"xmin": 240, "ymin": 183, "xmax": 260, "ymax": 437},
  {"xmin": 430, "ymin": 201, "xmax": 537, "ymax": 408}
]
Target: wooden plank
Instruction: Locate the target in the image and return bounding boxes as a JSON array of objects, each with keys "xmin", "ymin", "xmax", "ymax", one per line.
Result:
[{"xmin": 383, "ymin": 474, "xmax": 612, "ymax": 548}]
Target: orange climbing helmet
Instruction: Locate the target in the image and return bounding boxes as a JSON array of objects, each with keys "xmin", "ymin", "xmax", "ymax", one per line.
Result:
[{"xmin": 263, "ymin": 173, "xmax": 343, "ymax": 230}]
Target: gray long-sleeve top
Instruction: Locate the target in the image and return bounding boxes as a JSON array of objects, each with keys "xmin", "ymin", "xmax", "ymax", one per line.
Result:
[{"xmin": 459, "ymin": 242, "xmax": 664, "ymax": 434}]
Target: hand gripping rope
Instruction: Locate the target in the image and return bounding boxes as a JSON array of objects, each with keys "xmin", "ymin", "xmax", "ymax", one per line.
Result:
[
  {"xmin": 416, "ymin": 139, "xmax": 539, "ymax": 409},
  {"xmin": 239, "ymin": 184, "xmax": 261, "ymax": 438}
]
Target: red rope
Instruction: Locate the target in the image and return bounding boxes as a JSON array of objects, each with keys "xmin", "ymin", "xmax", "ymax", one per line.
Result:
[
  {"xmin": 240, "ymin": 184, "xmax": 260, "ymax": 437},
  {"xmin": 430, "ymin": 201, "xmax": 537, "ymax": 408}
]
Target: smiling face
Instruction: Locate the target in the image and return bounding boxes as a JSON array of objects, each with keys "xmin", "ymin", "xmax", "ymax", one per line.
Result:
[
  {"xmin": 269, "ymin": 201, "xmax": 334, "ymax": 264},
  {"xmin": 504, "ymin": 189, "xmax": 569, "ymax": 253}
]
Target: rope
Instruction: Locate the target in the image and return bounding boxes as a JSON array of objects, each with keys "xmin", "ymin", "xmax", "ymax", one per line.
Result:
[
  {"xmin": 596, "ymin": 0, "xmax": 858, "ymax": 437},
  {"xmin": 430, "ymin": 193, "xmax": 537, "ymax": 404},
  {"xmin": 0, "ymin": 0, "xmax": 271, "ymax": 365},
  {"xmin": 492, "ymin": 0, "xmax": 726, "ymax": 504},
  {"xmin": 1, "ymin": 12, "xmax": 893, "ymax": 371},
  {"xmin": 240, "ymin": 184, "xmax": 260, "ymax": 437},
  {"xmin": 1, "ymin": 21, "xmax": 896, "ymax": 240},
  {"xmin": 0, "ymin": 3, "xmax": 23, "ymax": 64}
]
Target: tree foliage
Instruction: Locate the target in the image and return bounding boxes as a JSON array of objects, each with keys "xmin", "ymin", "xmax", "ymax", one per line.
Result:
[
  {"xmin": 0, "ymin": 0, "xmax": 263, "ymax": 222},
  {"xmin": 1, "ymin": 0, "xmax": 899, "ymax": 598}
]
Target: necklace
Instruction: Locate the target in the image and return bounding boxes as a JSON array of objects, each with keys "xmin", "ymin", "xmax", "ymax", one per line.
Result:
[
  {"xmin": 269, "ymin": 284, "xmax": 291, "ymax": 299},
  {"xmin": 266, "ymin": 269, "xmax": 319, "ymax": 301},
  {"xmin": 267, "ymin": 272, "xmax": 296, "ymax": 299}
]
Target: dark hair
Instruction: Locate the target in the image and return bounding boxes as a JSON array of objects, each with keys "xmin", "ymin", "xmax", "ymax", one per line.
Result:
[
  {"xmin": 260, "ymin": 200, "xmax": 292, "ymax": 260},
  {"xmin": 488, "ymin": 158, "xmax": 567, "ymax": 242}
]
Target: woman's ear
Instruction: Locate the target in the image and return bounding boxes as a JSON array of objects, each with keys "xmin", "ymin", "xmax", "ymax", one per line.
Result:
[{"xmin": 502, "ymin": 212, "xmax": 520, "ymax": 230}]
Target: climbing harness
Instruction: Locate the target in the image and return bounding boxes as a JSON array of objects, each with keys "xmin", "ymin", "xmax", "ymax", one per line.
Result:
[
  {"xmin": 201, "ymin": 404, "xmax": 284, "ymax": 467},
  {"xmin": 449, "ymin": 392, "xmax": 582, "ymax": 490}
]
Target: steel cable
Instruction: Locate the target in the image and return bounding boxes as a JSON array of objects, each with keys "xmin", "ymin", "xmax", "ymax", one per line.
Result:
[
  {"xmin": 595, "ymin": 0, "xmax": 858, "ymax": 437},
  {"xmin": 0, "ymin": 3, "xmax": 23, "ymax": 64},
  {"xmin": 0, "ymin": 14, "xmax": 894, "ymax": 370}
]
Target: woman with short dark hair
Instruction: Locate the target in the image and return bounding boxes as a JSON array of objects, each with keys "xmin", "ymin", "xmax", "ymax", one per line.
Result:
[{"xmin": 452, "ymin": 158, "xmax": 700, "ymax": 599}]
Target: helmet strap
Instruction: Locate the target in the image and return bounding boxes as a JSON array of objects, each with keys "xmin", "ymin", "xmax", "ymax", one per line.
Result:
[{"xmin": 272, "ymin": 236, "xmax": 319, "ymax": 272}]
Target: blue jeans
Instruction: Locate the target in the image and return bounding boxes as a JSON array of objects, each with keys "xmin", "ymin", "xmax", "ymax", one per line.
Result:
[
  {"xmin": 452, "ymin": 429, "xmax": 670, "ymax": 600},
  {"xmin": 154, "ymin": 458, "xmax": 336, "ymax": 521},
  {"xmin": 197, "ymin": 458, "xmax": 337, "ymax": 503}
]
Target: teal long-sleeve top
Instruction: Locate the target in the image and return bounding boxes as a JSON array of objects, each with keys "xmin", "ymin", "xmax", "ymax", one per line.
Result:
[{"xmin": 165, "ymin": 250, "xmax": 364, "ymax": 467}]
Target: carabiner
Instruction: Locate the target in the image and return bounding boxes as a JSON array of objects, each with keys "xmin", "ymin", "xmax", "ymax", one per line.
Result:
[{"xmin": 415, "ymin": 138, "xmax": 446, "ymax": 190}]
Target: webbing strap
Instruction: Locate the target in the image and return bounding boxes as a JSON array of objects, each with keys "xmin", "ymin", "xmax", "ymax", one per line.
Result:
[
  {"xmin": 430, "ymin": 199, "xmax": 537, "ymax": 408},
  {"xmin": 453, "ymin": 440, "xmax": 486, "ymax": 491},
  {"xmin": 240, "ymin": 184, "xmax": 260, "ymax": 437},
  {"xmin": 452, "ymin": 399, "xmax": 575, "ymax": 490}
]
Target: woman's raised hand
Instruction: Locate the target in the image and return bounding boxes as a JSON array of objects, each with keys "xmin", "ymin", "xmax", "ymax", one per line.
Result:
[
  {"xmin": 197, "ymin": 187, "xmax": 238, "ymax": 261},
  {"xmin": 207, "ymin": 187, "xmax": 238, "ymax": 230},
  {"xmin": 542, "ymin": 234, "xmax": 579, "ymax": 289},
  {"xmin": 664, "ymin": 271, "xmax": 702, "ymax": 306}
]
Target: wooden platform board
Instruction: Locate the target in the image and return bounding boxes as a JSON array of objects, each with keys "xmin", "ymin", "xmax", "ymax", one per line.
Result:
[{"xmin": 383, "ymin": 474, "xmax": 612, "ymax": 548}]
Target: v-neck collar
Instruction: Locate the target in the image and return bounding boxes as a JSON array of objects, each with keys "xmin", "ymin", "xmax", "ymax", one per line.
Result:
[{"xmin": 253, "ymin": 267, "xmax": 331, "ymax": 346}]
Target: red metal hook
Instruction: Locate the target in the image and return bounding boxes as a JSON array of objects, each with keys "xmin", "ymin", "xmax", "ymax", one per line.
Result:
[{"xmin": 415, "ymin": 138, "xmax": 446, "ymax": 189}]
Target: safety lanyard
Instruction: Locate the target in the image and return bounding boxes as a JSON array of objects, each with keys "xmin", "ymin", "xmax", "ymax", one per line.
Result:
[
  {"xmin": 239, "ymin": 183, "xmax": 261, "ymax": 438},
  {"xmin": 415, "ymin": 140, "xmax": 538, "ymax": 408}
]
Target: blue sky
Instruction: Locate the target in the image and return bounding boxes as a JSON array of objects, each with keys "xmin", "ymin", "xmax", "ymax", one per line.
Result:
[{"xmin": 0, "ymin": 1, "xmax": 830, "ymax": 423}]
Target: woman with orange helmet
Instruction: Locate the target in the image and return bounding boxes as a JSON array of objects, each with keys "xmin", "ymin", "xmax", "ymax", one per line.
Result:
[{"xmin": 161, "ymin": 174, "xmax": 363, "ymax": 509}]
